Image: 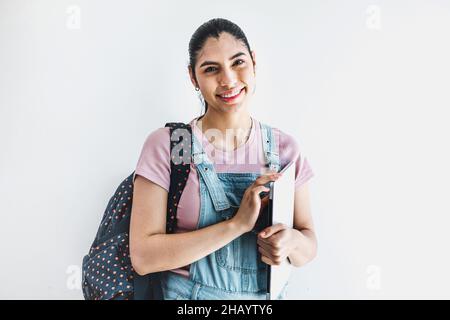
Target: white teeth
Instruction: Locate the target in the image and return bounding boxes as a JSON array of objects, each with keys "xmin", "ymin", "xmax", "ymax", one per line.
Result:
[{"xmin": 219, "ymin": 88, "xmax": 242, "ymax": 98}]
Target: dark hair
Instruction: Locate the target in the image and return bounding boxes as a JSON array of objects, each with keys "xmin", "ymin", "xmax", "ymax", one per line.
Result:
[{"xmin": 188, "ymin": 18, "xmax": 255, "ymax": 115}]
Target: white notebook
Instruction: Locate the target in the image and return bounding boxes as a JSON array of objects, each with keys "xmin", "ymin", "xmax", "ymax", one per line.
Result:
[{"xmin": 266, "ymin": 160, "xmax": 296, "ymax": 300}]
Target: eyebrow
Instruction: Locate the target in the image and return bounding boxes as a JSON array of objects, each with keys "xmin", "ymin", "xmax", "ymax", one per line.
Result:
[{"xmin": 199, "ymin": 52, "xmax": 247, "ymax": 68}]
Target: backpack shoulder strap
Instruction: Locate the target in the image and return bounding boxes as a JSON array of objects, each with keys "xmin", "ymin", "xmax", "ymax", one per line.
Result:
[{"xmin": 164, "ymin": 122, "xmax": 192, "ymax": 233}]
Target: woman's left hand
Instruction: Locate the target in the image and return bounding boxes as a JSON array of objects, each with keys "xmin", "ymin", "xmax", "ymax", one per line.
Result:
[{"xmin": 257, "ymin": 223, "xmax": 297, "ymax": 266}]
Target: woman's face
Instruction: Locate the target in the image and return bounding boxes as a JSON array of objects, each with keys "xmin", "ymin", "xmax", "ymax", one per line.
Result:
[{"xmin": 189, "ymin": 32, "xmax": 256, "ymax": 115}]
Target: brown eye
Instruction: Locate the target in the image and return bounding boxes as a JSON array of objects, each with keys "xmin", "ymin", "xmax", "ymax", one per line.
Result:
[{"xmin": 205, "ymin": 66, "xmax": 217, "ymax": 73}]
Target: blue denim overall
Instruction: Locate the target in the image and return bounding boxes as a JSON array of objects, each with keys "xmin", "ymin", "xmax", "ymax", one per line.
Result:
[{"xmin": 160, "ymin": 121, "xmax": 289, "ymax": 300}]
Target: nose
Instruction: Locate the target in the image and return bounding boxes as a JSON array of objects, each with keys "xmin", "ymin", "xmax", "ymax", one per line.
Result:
[{"xmin": 219, "ymin": 68, "xmax": 238, "ymax": 88}]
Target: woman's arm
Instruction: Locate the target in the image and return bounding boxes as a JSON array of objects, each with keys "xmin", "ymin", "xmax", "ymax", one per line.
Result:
[
  {"xmin": 129, "ymin": 175, "xmax": 246, "ymax": 276},
  {"xmin": 288, "ymin": 182, "xmax": 317, "ymax": 267}
]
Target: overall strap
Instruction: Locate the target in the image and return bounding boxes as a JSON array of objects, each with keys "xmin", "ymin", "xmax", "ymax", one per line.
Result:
[
  {"xmin": 260, "ymin": 122, "xmax": 281, "ymax": 172},
  {"xmin": 192, "ymin": 133, "xmax": 231, "ymax": 211}
]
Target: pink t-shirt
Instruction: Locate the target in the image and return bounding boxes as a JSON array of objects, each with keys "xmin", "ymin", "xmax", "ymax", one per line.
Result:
[{"xmin": 134, "ymin": 117, "xmax": 314, "ymax": 277}]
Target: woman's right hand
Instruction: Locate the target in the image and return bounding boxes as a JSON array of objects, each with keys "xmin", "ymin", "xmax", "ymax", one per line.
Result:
[{"xmin": 231, "ymin": 172, "xmax": 283, "ymax": 234}]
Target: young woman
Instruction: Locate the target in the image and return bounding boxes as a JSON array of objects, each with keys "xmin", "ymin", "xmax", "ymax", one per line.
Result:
[{"xmin": 129, "ymin": 18, "xmax": 317, "ymax": 300}]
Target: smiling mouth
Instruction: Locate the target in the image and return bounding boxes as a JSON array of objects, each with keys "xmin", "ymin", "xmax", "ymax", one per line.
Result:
[{"xmin": 216, "ymin": 87, "xmax": 245, "ymax": 102}]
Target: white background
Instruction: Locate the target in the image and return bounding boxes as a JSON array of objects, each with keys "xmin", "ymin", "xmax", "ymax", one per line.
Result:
[{"xmin": 1, "ymin": 0, "xmax": 450, "ymax": 299}]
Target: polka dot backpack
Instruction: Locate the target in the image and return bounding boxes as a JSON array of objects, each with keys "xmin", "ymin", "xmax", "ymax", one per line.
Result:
[{"xmin": 82, "ymin": 122, "xmax": 192, "ymax": 300}]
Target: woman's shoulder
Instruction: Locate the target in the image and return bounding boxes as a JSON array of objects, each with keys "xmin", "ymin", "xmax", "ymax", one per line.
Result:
[
  {"xmin": 139, "ymin": 126, "xmax": 171, "ymax": 156},
  {"xmin": 144, "ymin": 126, "xmax": 170, "ymax": 141},
  {"xmin": 276, "ymin": 128, "xmax": 300, "ymax": 152},
  {"xmin": 255, "ymin": 119, "xmax": 301, "ymax": 154},
  {"xmin": 142, "ymin": 119, "xmax": 197, "ymax": 150},
  {"xmin": 135, "ymin": 126, "xmax": 172, "ymax": 191},
  {"xmin": 259, "ymin": 121, "xmax": 302, "ymax": 166},
  {"xmin": 257, "ymin": 122, "xmax": 314, "ymax": 186}
]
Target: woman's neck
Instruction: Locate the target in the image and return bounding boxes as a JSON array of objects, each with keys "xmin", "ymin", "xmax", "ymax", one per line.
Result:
[
  {"xmin": 198, "ymin": 111, "xmax": 252, "ymax": 134},
  {"xmin": 196, "ymin": 111, "xmax": 253, "ymax": 151}
]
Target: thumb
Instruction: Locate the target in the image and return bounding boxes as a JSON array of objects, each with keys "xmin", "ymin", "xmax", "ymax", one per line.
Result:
[{"xmin": 259, "ymin": 223, "xmax": 288, "ymax": 238}]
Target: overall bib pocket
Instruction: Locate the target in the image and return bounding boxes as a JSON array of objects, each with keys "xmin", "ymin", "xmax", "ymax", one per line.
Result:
[
  {"xmin": 216, "ymin": 205, "xmax": 265, "ymax": 273},
  {"xmin": 216, "ymin": 231, "xmax": 262, "ymax": 273}
]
